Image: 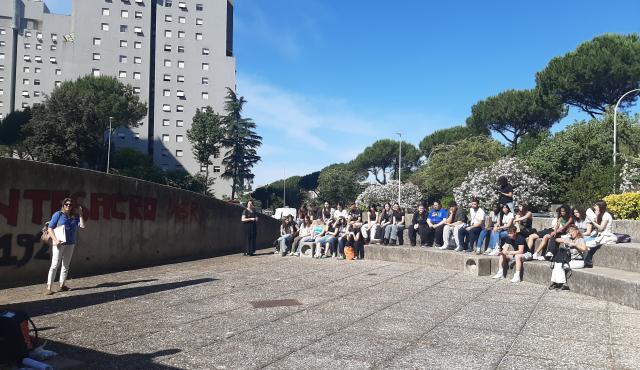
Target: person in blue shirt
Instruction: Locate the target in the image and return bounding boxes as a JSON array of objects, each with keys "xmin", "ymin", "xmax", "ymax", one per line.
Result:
[
  {"xmin": 424, "ymin": 200, "xmax": 448, "ymax": 248},
  {"xmin": 46, "ymin": 198, "xmax": 86, "ymax": 295}
]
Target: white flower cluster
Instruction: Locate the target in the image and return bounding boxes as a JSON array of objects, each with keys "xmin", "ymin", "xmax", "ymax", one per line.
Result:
[
  {"xmin": 355, "ymin": 180, "xmax": 423, "ymax": 211},
  {"xmin": 620, "ymin": 159, "xmax": 640, "ymax": 192},
  {"xmin": 453, "ymin": 157, "xmax": 551, "ymax": 211}
]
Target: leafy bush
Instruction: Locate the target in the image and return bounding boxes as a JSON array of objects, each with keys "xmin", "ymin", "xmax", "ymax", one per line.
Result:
[
  {"xmin": 565, "ymin": 163, "xmax": 617, "ymax": 207},
  {"xmin": 453, "ymin": 157, "xmax": 551, "ymax": 211},
  {"xmin": 620, "ymin": 157, "xmax": 640, "ymax": 192},
  {"xmin": 355, "ymin": 180, "xmax": 423, "ymax": 211},
  {"xmin": 603, "ymin": 192, "xmax": 640, "ymax": 220}
]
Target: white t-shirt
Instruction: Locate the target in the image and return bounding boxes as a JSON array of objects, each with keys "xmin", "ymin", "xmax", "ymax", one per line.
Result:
[
  {"xmin": 333, "ymin": 209, "xmax": 348, "ymax": 220},
  {"xmin": 500, "ymin": 212, "xmax": 514, "ymax": 227},
  {"xmin": 600, "ymin": 212, "xmax": 613, "ymax": 233},
  {"xmin": 469, "ymin": 208, "xmax": 486, "ymax": 227}
]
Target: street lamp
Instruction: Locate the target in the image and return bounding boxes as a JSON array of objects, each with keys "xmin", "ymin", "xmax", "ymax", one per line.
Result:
[
  {"xmin": 107, "ymin": 116, "xmax": 113, "ymax": 174},
  {"xmin": 395, "ymin": 132, "xmax": 402, "ymax": 206},
  {"xmin": 613, "ymin": 88, "xmax": 640, "ymax": 192},
  {"xmin": 283, "ymin": 167, "xmax": 286, "ymax": 207}
]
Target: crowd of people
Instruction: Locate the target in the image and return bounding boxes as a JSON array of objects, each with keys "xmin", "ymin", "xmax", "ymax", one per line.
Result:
[{"xmin": 270, "ymin": 176, "xmax": 618, "ymax": 289}]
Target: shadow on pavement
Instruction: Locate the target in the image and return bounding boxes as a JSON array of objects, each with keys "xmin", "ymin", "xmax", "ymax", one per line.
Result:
[
  {"xmin": 0, "ymin": 278, "xmax": 216, "ymax": 318},
  {"xmin": 70, "ymin": 279, "xmax": 159, "ymax": 292},
  {"xmin": 43, "ymin": 339, "xmax": 182, "ymax": 370}
]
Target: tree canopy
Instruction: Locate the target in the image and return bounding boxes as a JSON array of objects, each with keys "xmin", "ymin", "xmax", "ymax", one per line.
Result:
[
  {"xmin": 536, "ymin": 33, "xmax": 640, "ymax": 117},
  {"xmin": 419, "ymin": 125, "xmax": 489, "ymax": 157},
  {"xmin": 23, "ymin": 75, "xmax": 147, "ymax": 169},
  {"xmin": 351, "ymin": 139, "xmax": 421, "ymax": 184},
  {"xmin": 0, "ymin": 107, "xmax": 32, "ymax": 158},
  {"xmin": 187, "ymin": 107, "xmax": 224, "ymax": 194},
  {"xmin": 466, "ymin": 88, "xmax": 567, "ymax": 151},
  {"xmin": 317, "ymin": 163, "xmax": 365, "ymax": 205}
]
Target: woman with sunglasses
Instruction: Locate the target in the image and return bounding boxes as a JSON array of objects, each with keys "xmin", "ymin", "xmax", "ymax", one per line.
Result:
[{"xmin": 46, "ymin": 198, "xmax": 86, "ymax": 295}]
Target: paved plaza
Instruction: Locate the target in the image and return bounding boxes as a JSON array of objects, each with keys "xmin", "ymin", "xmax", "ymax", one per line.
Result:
[{"xmin": 1, "ymin": 253, "xmax": 639, "ymax": 370}]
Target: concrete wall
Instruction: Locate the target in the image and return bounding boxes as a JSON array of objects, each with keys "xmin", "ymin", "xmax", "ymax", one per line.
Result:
[
  {"xmin": 0, "ymin": 158, "xmax": 280, "ymax": 287},
  {"xmin": 533, "ymin": 217, "xmax": 640, "ymax": 241}
]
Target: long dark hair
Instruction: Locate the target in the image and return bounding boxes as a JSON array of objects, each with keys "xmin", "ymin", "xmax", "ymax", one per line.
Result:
[
  {"xmin": 517, "ymin": 203, "xmax": 529, "ymax": 217},
  {"xmin": 497, "ymin": 176, "xmax": 509, "ymax": 188},
  {"xmin": 594, "ymin": 200, "xmax": 608, "ymax": 224},
  {"xmin": 573, "ymin": 207, "xmax": 586, "ymax": 222},
  {"xmin": 557, "ymin": 204, "xmax": 571, "ymax": 223},
  {"xmin": 499, "ymin": 203, "xmax": 511, "ymax": 224}
]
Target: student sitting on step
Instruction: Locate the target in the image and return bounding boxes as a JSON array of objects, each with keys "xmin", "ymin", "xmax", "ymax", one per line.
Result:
[
  {"xmin": 361, "ymin": 204, "xmax": 380, "ymax": 244},
  {"xmin": 443, "ymin": 201, "xmax": 468, "ymax": 251},
  {"xmin": 530, "ymin": 205, "xmax": 573, "ymax": 261},
  {"xmin": 409, "ymin": 203, "xmax": 429, "ymax": 247},
  {"xmin": 457, "ymin": 198, "xmax": 485, "ymax": 254},
  {"xmin": 492, "ymin": 226, "xmax": 532, "ymax": 283},
  {"xmin": 424, "ymin": 200, "xmax": 448, "ymax": 248},
  {"xmin": 549, "ymin": 225, "xmax": 588, "ymax": 290}
]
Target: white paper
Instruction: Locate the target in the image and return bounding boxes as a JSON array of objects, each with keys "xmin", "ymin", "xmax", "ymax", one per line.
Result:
[{"xmin": 53, "ymin": 225, "xmax": 66, "ymax": 244}]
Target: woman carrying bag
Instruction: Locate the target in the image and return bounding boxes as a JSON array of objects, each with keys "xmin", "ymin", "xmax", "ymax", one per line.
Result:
[{"xmin": 45, "ymin": 198, "xmax": 86, "ymax": 295}]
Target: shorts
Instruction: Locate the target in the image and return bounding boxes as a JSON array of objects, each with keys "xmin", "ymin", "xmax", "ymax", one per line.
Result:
[
  {"xmin": 536, "ymin": 228, "xmax": 553, "ymax": 238},
  {"xmin": 506, "ymin": 252, "xmax": 533, "ymax": 261}
]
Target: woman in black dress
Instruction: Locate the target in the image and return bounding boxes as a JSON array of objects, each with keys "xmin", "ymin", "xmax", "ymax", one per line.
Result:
[{"xmin": 241, "ymin": 201, "xmax": 258, "ymax": 256}]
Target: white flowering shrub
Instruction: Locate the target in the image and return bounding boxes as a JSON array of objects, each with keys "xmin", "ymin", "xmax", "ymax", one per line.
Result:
[
  {"xmin": 453, "ymin": 157, "xmax": 550, "ymax": 211},
  {"xmin": 620, "ymin": 158, "xmax": 640, "ymax": 192},
  {"xmin": 355, "ymin": 180, "xmax": 423, "ymax": 211}
]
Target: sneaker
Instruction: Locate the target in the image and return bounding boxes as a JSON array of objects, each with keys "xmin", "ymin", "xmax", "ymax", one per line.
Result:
[
  {"xmin": 559, "ymin": 284, "xmax": 570, "ymax": 291},
  {"xmin": 293, "ymin": 252, "xmax": 300, "ymax": 257},
  {"xmin": 287, "ymin": 252, "xmax": 294, "ymax": 256},
  {"xmin": 489, "ymin": 249, "xmax": 500, "ymax": 256},
  {"xmin": 537, "ymin": 255, "xmax": 546, "ymax": 261},
  {"xmin": 510, "ymin": 274, "xmax": 521, "ymax": 283},
  {"xmin": 454, "ymin": 246, "xmax": 463, "ymax": 252},
  {"xmin": 492, "ymin": 270, "xmax": 504, "ymax": 279},
  {"xmin": 548, "ymin": 283, "xmax": 559, "ymax": 290},
  {"xmin": 532, "ymin": 253, "xmax": 539, "ymax": 259},
  {"xmin": 437, "ymin": 245, "xmax": 448, "ymax": 250},
  {"xmin": 545, "ymin": 252, "xmax": 553, "ymax": 258}
]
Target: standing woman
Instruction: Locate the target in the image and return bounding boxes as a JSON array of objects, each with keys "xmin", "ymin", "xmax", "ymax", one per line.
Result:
[
  {"xmin": 46, "ymin": 198, "xmax": 86, "ymax": 295},
  {"xmin": 496, "ymin": 176, "xmax": 514, "ymax": 213},
  {"xmin": 241, "ymin": 200, "xmax": 258, "ymax": 256}
]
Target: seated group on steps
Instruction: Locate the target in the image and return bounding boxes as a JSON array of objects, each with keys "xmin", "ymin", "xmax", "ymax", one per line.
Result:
[{"xmin": 272, "ymin": 198, "xmax": 619, "ymax": 286}]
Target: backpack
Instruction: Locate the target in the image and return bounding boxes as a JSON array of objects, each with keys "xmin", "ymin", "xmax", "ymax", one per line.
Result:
[
  {"xmin": 40, "ymin": 221, "xmax": 51, "ymax": 243},
  {"xmin": 0, "ymin": 310, "xmax": 38, "ymax": 365}
]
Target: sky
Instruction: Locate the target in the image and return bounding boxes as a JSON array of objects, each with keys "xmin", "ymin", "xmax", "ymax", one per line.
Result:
[{"xmin": 45, "ymin": 0, "xmax": 640, "ymax": 187}]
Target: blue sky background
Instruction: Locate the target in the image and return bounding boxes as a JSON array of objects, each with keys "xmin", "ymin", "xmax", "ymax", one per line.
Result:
[{"xmin": 45, "ymin": 0, "xmax": 640, "ymax": 187}]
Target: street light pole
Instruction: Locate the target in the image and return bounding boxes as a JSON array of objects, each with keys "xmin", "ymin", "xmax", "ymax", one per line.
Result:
[
  {"xmin": 107, "ymin": 116, "xmax": 113, "ymax": 174},
  {"xmin": 283, "ymin": 168, "xmax": 286, "ymax": 207},
  {"xmin": 395, "ymin": 132, "xmax": 402, "ymax": 205},
  {"xmin": 613, "ymin": 88, "xmax": 640, "ymax": 193}
]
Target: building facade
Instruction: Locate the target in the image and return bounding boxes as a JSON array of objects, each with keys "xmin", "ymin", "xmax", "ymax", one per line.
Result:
[{"xmin": 0, "ymin": 0, "xmax": 235, "ymax": 197}]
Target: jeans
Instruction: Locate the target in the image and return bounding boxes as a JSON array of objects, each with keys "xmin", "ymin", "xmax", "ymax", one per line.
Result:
[
  {"xmin": 47, "ymin": 244, "xmax": 75, "ymax": 287},
  {"xmin": 278, "ymin": 234, "xmax": 293, "ymax": 254},
  {"xmin": 383, "ymin": 224, "xmax": 393, "ymax": 240},
  {"xmin": 458, "ymin": 226, "xmax": 482, "ymax": 251},
  {"xmin": 390, "ymin": 224, "xmax": 404, "ymax": 243},
  {"xmin": 443, "ymin": 223, "xmax": 466, "ymax": 248}
]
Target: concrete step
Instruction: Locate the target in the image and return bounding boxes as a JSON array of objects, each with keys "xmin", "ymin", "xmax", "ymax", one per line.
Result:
[
  {"xmin": 365, "ymin": 244, "xmax": 640, "ymax": 310},
  {"xmin": 592, "ymin": 243, "xmax": 640, "ymax": 274}
]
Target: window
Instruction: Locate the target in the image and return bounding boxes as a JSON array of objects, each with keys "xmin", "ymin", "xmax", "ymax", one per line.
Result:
[
  {"xmin": 55, "ymin": 69, "xmax": 62, "ymax": 75},
  {"xmin": 92, "ymin": 69, "xmax": 101, "ymax": 77},
  {"xmin": 25, "ymin": 31, "xmax": 32, "ymax": 37},
  {"xmin": 213, "ymin": 149, "xmax": 220, "ymax": 158},
  {"xmin": 165, "ymin": 30, "xmax": 172, "ymax": 38},
  {"xmin": 176, "ymin": 105, "xmax": 184, "ymax": 112},
  {"xmin": 164, "ymin": 59, "xmax": 171, "ymax": 67},
  {"xmin": 176, "ymin": 120, "xmax": 184, "ymax": 127},
  {"xmin": 176, "ymin": 90, "xmax": 185, "ymax": 97},
  {"xmin": 93, "ymin": 37, "xmax": 102, "ymax": 45},
  {"xmin": 200, "ymin": 165, "xmax": 207, "ymax": 172},
  {"xmin": 35, "ymin": 44, "xmax": 42, "ymax": 50},
  {"xmin": 22, "ymin": 91, "xmax": 30, "ymax": 97},
  {"xmin": 178, "ymin": 31, "xmax": 185, "ymax": 38},
  {"xmin": 23, "ymin": 67, "xmax": 30, "ymax": 73},
  {"xmin": 120, "ymin": 25, "xmax": 128, "ymax": 32},
  {"xmin": 121, "ymin": 10, "xmax": 129, "ymax": 18},
  {"xmin": 49, "ymin": 57, "xmax": 57, "ymax": 63},
  {"xmin": 134, "ymin": 41, "xmax": 142, "ymax": 49},
  {"xmin": 133, "ymin": 87, "xmax": 141, "ymax": 94},
  {"xmin": 134, "ymin": 26, "xmax": 143, "ymax": 34},
  {"xmin": 119, "ymin": 55, "xmax": 128, "ymax": 63},
  {"xmin": 34, "ymin": 56, "xmax": 42, "ymax": 62},
  {"xmin": 201, "ymin": 77, "xmax": 208, "ymax": 85},
  {"xmin": 166, "ymin": 0, "xmax": 172, "ymax": 7},
  {"xmin": 165, "ymin": 15, "xmax": 172, "ymax": 22},
  {"xmin": 102, "ymin": 8, "xmax": 110, "ymax": 15},
  {"xmin": 118, "ymin": 70, "xmax": 127, "ymax": 78},
  {"xmin": 179, "ymin": 16, "xmax": 186, "ymax": 24},
  {"xmin": 162, "ymin": 134, "xmax": 169, "ymax": 142},
  {"xmin": 101, "ymin": 23, "xmax": 109, "ymax": 31},
  {"xmin": 34, "ymin": 91, "xmax": 40, "ymax": 97},
  {"xmin": 135, "ymin": 0, "xmax": 144, "ymax": 4},
  {"xmin": 162, "ymin": 104, "xmax": 171, "ymax": 112},
  {"xmin": 134, "ymin": 56, "xmax": 142, "ymax": 64},
  {"xmin": 55, "ymin": 81, "xmax": 61, "ymax": 88},
  {"xmin": 135, "ymin": 11, "xmax": 143, "ymax": 19},
  {"xmin": 196, "ymin": 18, "xmax": 203, "ymax": 25},
  {"xmin": 176, "ymin": 150, "xmax": 183, "ymax": 157},
  {"xmin": 34, "ymin": 67, "xmax": 40, "ymax": 73},
  {"xmin": 23, "ymin": 79, "xmax": 30, "ymax": 85},
  {"xmin": 120, "ymin": 40, "xmax": 128, "ymax": 47},
  {"xmin": 163, "ymin": 89, "xmax": 170, "ymax": 97},
  {"xmin": 176, "ymin": 135, "xmax": 183, "ymax": 143},
  {"xmin": 22, "ymin": 102, "xmax": 30, "ymax": 108},
  {"xmin": 202, "ymin": 48, "xmax": 209, "ymax": 55},
  {"xmin": 134, "ymin": 133, "xmax": 140, "ymax": 140},
  {"xmin": 93, "ymin": 53, "xmax": 101, "ymax": 60},
  {"xmin": 34, "ymin": 79, "xmax": 40, "ymax": 85},
  {"xmin": 0, "ymin": 53, "xmax": 4, "ymax": 60},
  {"xmin": 201, "ymin": 92, "xmax": 209, "ymax": 100},
  {"xmin": 36, "ymin": 32, "xmax": 43, "ymax": 40},
  {"xmin": 24, "ymin": 43, "xmax": 31, "ymax": 49},
  {"xmin": 195, "ymin": 33, "xmax": 202, "ymax": 40},
  {"xmin": 178, "ymin": 2, "xmax": 187, "ymax": 9},
  {"xmin": 201, "ymin": 63, "xmax": 209, "ymax": 71},
  {"xmin": 213, "ymin": 166, "xmax": 221, "ymax": 173},
  {"xmin": 163, "ymin": 74, "xmax": 171, "ymax": 81},
  {"xmin": 196, "ymin": 4, "xmax": 203, "ymax": 11},
  {"xmin": 50, "ymin": 45, "xmax": 57, "ymax": 51},
  {"xmin": 177, "ymin": 60, "xmax": 184, "ymax": 68},
  {"xmin": 133, "ymin": 72, "xmax": 141, "ymax": 80},
  {"xmin": 0, "ymin": 29, "xmax": 5, "ymax": 35},
  {"xmin": 51, "ymin": 33, "xmax": 58, "ymax": 42},
  {"xmin": 177, "ymin": 45, "xmax": 184, "ymax": 53},
  {"xmin": 177, "ymin": 75, "xmax": 184, "ymax": 82},
  {"xmin": 162, "ymin": 119, "xmax": 170, "ymax": 126},
  {"xmin": 164, "ymin": 44, "xmax": 172, "ymax": 52}
]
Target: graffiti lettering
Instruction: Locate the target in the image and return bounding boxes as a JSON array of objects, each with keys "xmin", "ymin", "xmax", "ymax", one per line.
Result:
[
  {"xmin": 0, "ymin": 189, "xmax": 20, "ymax": 226},
  {"xmin": 169, "ymin": 201, "xmax": 199, "ymax": 224},
  {"xmin": 0, "ymin": 233, "xmax": 52, "ymax": 267}
]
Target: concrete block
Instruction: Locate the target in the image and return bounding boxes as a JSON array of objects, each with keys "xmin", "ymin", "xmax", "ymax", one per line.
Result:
[{"xmin": 592, "ymin": 243, "xmax": 640, "ymax": 273}]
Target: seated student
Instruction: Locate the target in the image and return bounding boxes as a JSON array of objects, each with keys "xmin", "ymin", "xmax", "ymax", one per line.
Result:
[
  {"xmin": 487, "ymin": 204, "xmax": 514, "ymax": 256},
  {"xmin": 381, "ymin": 203, "xmax": 394, "ymax": 245},
  {"xmin": 389, "ymin": 203, "xmax": 405, "ymax": 246},
  {"xmin": 492, "ymin": 226, "xmax": 532, "ymax": 283},
  {"xmin": 409, "ymin": 203, "xmax": 429, "ymax": 247},
  {"xmin": 549, "ymin": 225, "xmax": 588, "ymax": 290},
  {"xmin": 514, "ymin": 203, "xmax": 534, "ymax": 238},
  {"xmin": 545, "ymin": 207, "xmax": 596, "ymax": 260},
  {"xmin": 333, "ymin": 202, "xmax": 349, "ymax": 220},
  {"xmin": 425, "ymin": 200, "xmax": 448, "ymax": 248},
  {"xmin": 343, "ymin": 227, "xmax": 365, "ymax": 260},
  {"xmin": 590, "ymin": 200, "xmax": 617, "ymax": 245},
  {"xmin": 478, "ymin": 205, "xmax": 500, "ymax": 254},
  {"xmin": 334, "ymin": 217, "xmax": 349, "ymax": 258},
  {"xmin": 533, "ymin": 204, "xmax": 573, "ymax": 260},
  {"xmin": 277, "ymin": 215, "xmax": 298, "ymax": 256},
  {"xmin": 291, "ymin": 216, "xmax": 312, "ymax": 255},
  {"xmin": 348, "ymin": 203, "xmax": 363, "ymax": 229},
  {"xmin": 319, "ymin": 202, "xmax": 334, "ymax": 222},
  {"xmin": 296, "ymin": 204, "xmax": 308, "ymax": 227},
  {"xmin": 443, "ymin": 201, "xmax": 468, "ymax": 251},
  {"xmin": 457, "ymin": 198, "xmax": 485, "ymax": 254},
  {"xmin": 295, "ymin": 219, "xmax": 323, "ymax": 256},
  {"xmin": 315, "ymin": 219, "xmax": 335, "ymax": 258},
  {"xmin": 361, "ymin": 204, "xmax": 380, "ymax": 243}
]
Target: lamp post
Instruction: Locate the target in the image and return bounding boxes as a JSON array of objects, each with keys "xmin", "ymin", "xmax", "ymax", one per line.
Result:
[
  {"xmin": 613, "ymin": 88, "xmax": 640, "ymax": 193},
  {"xmin": 395, "ymin": 132, "xmax": 402, "ymax": 205},
  {"xmin": 107, "ymin": 116, "xmax": 113, "ymax": 174},
  {"xmin": 283, "ymin": 168, "xmax": 286, "ymax": 207}
]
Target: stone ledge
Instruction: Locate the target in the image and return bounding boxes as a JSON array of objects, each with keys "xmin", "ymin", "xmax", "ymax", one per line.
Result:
[{"xmin": 593, "ymin": 243, "xmax": 640, "ymax": 274}]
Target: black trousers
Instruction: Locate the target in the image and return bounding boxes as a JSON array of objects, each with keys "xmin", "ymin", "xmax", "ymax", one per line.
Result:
[
  {"xmin": 424, "ymin": 224, "xmax": 445, "ymax": 246},
  {"xmin": 408, "ymin": 224, "xmax": 428, "ymax": 246},
  {"xmin": 245, "ymin": 222, "xmax": 257, "ymax": 254}
]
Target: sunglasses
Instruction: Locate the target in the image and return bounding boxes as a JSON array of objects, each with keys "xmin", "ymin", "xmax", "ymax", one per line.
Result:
[{"xmin": 64, "ymin": 203, "xmax": 73, "ymax": 206}]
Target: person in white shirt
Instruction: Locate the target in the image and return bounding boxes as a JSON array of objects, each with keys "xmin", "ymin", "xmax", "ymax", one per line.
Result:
[
  {"xmin": 590, "ymin": 200, "xmax": 617, "ymax": 245},
  {"xmin": 333, "ymin": 202, "xmax": 349, "ymax": 220},
  {"xmin": 457, "ymin": 198, "xmax": 485, "ymax": 254},
  {"xmin": 487, "ymin": 204, "xmax": 514, "ymax": 256}
]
